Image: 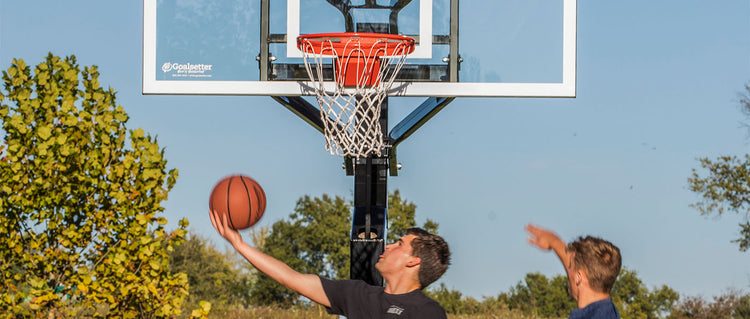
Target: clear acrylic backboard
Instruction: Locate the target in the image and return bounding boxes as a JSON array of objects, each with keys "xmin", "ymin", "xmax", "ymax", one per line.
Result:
[{"xmin": 143, "ymin": 0, "xmax": 576, "ymax": 98}]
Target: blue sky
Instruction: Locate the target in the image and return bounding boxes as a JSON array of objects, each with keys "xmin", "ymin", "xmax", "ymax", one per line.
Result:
[{"xmin": 2, "ymin": 0, "xmax": 749, "ymax": 300}]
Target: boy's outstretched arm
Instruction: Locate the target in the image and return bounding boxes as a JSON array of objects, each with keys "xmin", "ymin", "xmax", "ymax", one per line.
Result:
[
  {"xmin": 525, "ymin": 224, "xmax": 572, "ymax": 272},
  {"xmin": 210, "ymin": 209, "xmax": 331, "ymax": 307}
]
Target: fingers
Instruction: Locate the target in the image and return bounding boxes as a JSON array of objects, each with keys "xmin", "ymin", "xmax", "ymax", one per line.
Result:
[
  {"xmin": 209, "ymin": 209, "xmax": 226, "ymax": 236},
  {"xmin": 524, "ymin": 223, "xmax": 542, "ymax": 235},
  {"xmin": 527, "ymin": 236, "xmax": 537, "ymax": 245},
  {"xmin": 209, "ymin": 209, "xmax": 218, "ymax": 231},
  {"xmin": 526, "ymin": 223, "xmax": 553, "ymax": 240},
  {"xmin": 210, "ymin": 210, "xmax": 243, "ymax": 247},
  {"xmin": 527, "ymin": 234, "xmax": 544, "ymax": 249},
  {"xmin": 525, "ymin": 223, "xmax": 551, "ymax": 250},
  {"xmin": 525, "ymin": 224, "xmax": 540, "ymax": 240}
]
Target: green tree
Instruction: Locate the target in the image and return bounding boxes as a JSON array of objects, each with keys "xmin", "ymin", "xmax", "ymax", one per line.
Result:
[
  {"xmin": 428, "ymin": 284, "xmax": 532, "ymax": 316},
  {"xmin": 738, "ymin": 294, "xmax": 750, "ymax": 319},
  {"xmin": 0, "ymin": 54, "xmax": 189, "ymax": 317},
  {"xmin": 688, "ymin": 84, "xmax": 750, "ymax": 252},
  {"xmin": 612, "ymin": 268, "xmax": 679, "ymax": 319},
  {"xmin": 249, "ymin": 190, "xmax": 440, "ymax": 306},
  {"xmin": 500, "ymin": 272, "xmax": 575, "ymax": 317},
  {"xmin": 493, "ymin": 269, "xmax": 677, "ymax": 318},
  {"xmin": 427, "ymin": 283, "xmax": 466, "ymax": 314},
  {"xmin": 387, "ymin": 189, "xmax": 440, "ymax": 243},
  {"xmin": 169, "ymin": 232, "xmax": 254, "ymax": 312},
  {"xmin": 669, "ymin": 289, "xmax": 750, "ymax": 319}
]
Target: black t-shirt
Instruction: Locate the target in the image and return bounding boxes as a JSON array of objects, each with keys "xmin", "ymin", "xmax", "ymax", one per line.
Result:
[{"xmin": 320, "ymin": 277, "xmax": 447, "ymax": 319}]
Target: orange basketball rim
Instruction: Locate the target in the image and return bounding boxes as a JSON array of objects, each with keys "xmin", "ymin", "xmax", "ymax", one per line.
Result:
[{"xmin": 297, "ymin": 32, "xmax": 415, "ymax": 87}]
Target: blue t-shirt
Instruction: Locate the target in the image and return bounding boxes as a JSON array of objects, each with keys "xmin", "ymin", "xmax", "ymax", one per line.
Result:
[{"xmin": 569, "ymin": 298, "xmax": 620, "ymax": 319}]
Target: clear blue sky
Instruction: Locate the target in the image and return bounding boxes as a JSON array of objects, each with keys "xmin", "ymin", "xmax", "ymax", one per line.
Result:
[{"xmin": 2, "ymin": 0, "xmax": 749, "ymax": 300}]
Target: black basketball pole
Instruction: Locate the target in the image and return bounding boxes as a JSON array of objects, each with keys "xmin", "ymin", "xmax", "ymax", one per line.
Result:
[{"xmin": 349, "ymin": 98, "xmax": 389, "ymax": 286}]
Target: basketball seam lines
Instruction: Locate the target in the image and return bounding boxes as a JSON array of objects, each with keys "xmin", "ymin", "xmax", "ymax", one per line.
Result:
[
  {"xmin": 239, "ymin": 176, "xmax": 252, "ymax": 228},
  {"xmin": 259, "ymin": 185, "xmax": 265, "ymax": 224},
  {"xmin": 254, "ymin": 183, "xmax": 265, "ymax": 225},
  {"xmin": 226, "ymin": 177, "xmax": 238, "ymax": 230}
]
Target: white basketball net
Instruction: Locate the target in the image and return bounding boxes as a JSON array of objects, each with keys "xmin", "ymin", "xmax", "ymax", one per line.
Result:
[{"xmin": 299, "ymin": 36, "xmax": 412, "ymax": 158}]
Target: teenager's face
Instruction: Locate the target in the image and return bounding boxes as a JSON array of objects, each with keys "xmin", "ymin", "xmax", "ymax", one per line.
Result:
[{"xmin": 375, "ymin": 234, "xmax": 418, "ymax": 275}]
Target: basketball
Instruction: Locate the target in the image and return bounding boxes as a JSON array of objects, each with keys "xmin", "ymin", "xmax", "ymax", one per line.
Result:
[{"xmin": 209, "ymin": 175, "xmax": 266, "ymax": 230}]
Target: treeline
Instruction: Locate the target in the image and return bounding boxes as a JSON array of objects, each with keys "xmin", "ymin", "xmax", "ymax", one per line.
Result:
[
  {"xmin": 170, "ymin": 193, "xmax": 750, "ymax": 318},
  {"xmin": 427, "ymin": 272, "xmax": 749, "ymax": 318},
  {"xmin": 172, "ymin": 227, "xmax": 750, "ymax": 318}
]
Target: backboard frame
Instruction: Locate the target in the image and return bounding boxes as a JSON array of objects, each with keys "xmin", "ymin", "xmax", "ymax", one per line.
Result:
[{"xmin": 142, "ymin": 0, "xmax": 577, "ymax": 98}]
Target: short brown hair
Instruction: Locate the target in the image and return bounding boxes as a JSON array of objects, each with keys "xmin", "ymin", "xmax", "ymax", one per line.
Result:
[
  {"xmin": 407, "ymin": 228, "xmax": 451, "ymax": 289},
  {"xmin": 567, "ymin": 236, "xmax": 621, "ymax": 293}
]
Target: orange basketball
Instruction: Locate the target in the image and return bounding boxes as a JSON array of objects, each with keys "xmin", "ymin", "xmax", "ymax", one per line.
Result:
[{"xmin": 209, "ymin": 175, "xmax": 266, "ymax": 230}]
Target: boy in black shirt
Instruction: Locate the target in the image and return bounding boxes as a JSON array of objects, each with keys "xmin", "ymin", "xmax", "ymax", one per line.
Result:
[{"xmin": 210, "ymin": 210, "xmax": 451, "ymax": 318}]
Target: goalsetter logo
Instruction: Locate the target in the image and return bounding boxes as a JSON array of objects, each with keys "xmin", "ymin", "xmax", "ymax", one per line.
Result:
[{"xmin": 161, "ymin": 62, "xmax": 213, "ymax": 78}]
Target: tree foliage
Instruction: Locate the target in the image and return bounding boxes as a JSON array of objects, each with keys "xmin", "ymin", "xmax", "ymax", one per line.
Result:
[
  {"xmin": 688, "ymin": 155, "xmax": 750, "ymax": 251},
  {"xmin": 669, "ymin": 289, "xmax": 750, "ymax": 319},
  {"xmin": 0, "ymin": 54, "xmax": 189, "ymax": 317},
  {"xmin": 429, "ymin": 269, "xmax": 678, "ymax": 318},
  {"xmin": 427, "ymin": 283, "xmax": 467, "ymax": 314},
  {"xmin": 427, "ymin": 283, "xmax": 516, "ymax": 316},
  {"xmin": 499, "ymin": 273, "xmax": 576, "ymax": 317},
  {"xmin": 169, "ymin": 232, "xmax": 254, "ymax": 311},
  {"xmin": 688, "ymin": 84, "xmax": 750, "ymax": 252},
  {"xmin": 612, "ymin": 269, "xmax": 679, "ymax": 319}
]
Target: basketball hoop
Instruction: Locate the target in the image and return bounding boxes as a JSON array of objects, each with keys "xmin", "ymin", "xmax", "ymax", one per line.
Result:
[{"xmin": 297, "ymin": 33, "xmax": 415, "ymax": 158}]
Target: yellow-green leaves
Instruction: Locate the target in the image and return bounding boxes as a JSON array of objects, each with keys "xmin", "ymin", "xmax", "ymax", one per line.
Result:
[
  {"xmin": 173, "ymin": 228, "xmax": 187, "ymax": 238},
  {"xmin": 191, "ymin": 301, "xmax": 211, "ymax": 318},
  {"xmin": 136, "ymin": 214, "xmax": 148, "ymax": 225},
  {"xmin": 37, "ymin": 124, "xmax": 52, "ymax": 140},
  {"xmin": 114, "ymin": 253, "xmax": 126, "ymax": 265},
  {"xmin": 179, "ymin": 217, "xmax": 189, "ymax": 228},
  {"xmin": 149, "ymin": 259, "xmax": 161, "ymax": 271},
  {"xmin": 0, "ymin": 54, "xmax": 189, "ymax": 316},
  {"xmin": 131, "ymin": 128, "xmax": 144, "ymax": 139},
  {"xmin": 114, "ymin": 105, "xmax": 128, "ymax": 122}
]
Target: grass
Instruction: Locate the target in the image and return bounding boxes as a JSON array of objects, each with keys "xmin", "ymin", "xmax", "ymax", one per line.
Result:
[
  {"xmin": 195, "ymin": 305, "xmax": 559, "ymax": 319},
  {"xmin": 199, "ymin": 305, "xmax": 336, "ymax": 319}
]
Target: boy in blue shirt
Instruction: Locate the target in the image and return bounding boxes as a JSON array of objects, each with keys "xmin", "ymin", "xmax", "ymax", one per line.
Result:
[{"xmin": 525, "ymin": 224, "xmax": 622, "ymax": 319}]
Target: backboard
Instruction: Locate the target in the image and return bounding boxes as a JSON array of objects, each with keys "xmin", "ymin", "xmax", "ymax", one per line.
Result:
[{"xmin": 143, "ymin": 0, "xmax": 577, "ymax": 97}]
